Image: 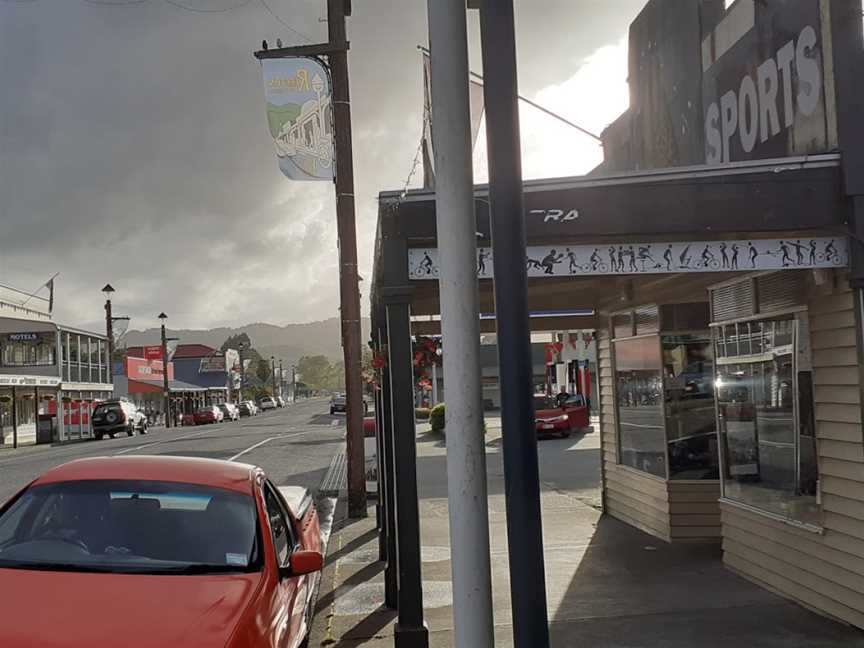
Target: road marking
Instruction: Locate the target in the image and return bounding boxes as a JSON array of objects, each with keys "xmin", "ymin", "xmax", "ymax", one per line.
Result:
[
  {"xmin": 113, "ymin": 427, "xmax": 213, "ymax": 455},
  {"xmin": 227, "ymin": 431, "xmax": 306, "ymax": 462}
]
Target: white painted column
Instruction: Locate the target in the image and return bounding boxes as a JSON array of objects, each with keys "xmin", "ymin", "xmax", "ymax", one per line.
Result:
[{"xmin": 427, "ymin": 2, "xmax": 495, "ymax": 646}]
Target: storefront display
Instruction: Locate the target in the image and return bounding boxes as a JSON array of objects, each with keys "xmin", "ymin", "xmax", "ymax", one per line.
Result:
[{"xmin": 714, "ymin": 315, "xmax": 820, "ymax": 525}]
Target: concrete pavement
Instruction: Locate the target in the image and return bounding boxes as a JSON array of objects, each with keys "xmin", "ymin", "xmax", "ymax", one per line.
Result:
[{"xmin": 309, "ymin": 422, "xmax": 864, "ymax": 647}]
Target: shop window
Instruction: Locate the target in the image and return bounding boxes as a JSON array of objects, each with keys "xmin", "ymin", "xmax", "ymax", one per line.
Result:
[
  {"xmin": 614, "ymin": 336, "xmax": 666, "ymax": 477},
  {"xmin": 715, "ymin": 316, "xmax": 820, "ymax": 525},
  {"xmin": 663, "ymin": 334, "xmax": 718, "ymax": 479}
]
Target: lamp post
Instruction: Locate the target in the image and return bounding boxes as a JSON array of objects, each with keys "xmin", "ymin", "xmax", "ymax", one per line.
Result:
[
  {"xmin": 279, "ymin": 360, "xmax": 284, "ymax": 398},
  {"xmin": 270, "ymin": 356, "xmax": 277, "ymax": 397},
  {"xmin": 158, "ymin": 313, "xmax": 171, "ymax": 428},
  {"xmin": 103, "ymin": 285, "xmax": 115, "ymax": 382},
  {"xmin": 237, "ymin": 342, "xmax": 247, "ymax": 404},
  {"xmin": 291, "ymin": 364, "xmax": 297, "ymax": 402}
]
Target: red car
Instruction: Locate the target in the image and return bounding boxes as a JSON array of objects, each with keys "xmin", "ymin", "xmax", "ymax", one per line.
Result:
[
  {"xmin": 193, "ymin": 405, "xmax": 225, "ymax": 425},
  {"xmin": 0, "ymin": 456, "xmax": 324, "ymax": 647},
  {"xmin": 534, "ymin": 393, "xmax": 589, "ymax": 437}
]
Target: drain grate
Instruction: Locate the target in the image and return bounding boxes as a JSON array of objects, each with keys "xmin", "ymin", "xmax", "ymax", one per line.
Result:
[{"xmin": 319, "ymin": 451, "xmax": 347, "ymax": 497}]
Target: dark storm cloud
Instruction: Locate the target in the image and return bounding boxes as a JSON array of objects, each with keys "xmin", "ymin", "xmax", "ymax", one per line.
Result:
[{"xmin": 0, "ymin": 0, "xmax": 644, "ymax": 331}]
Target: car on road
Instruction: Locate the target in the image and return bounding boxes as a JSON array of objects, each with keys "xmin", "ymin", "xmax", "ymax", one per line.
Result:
[
  {"xmin": 239, "ymin": 401, "xmax": 258, "ymax": 418},
  {"xmin": 193, "ymin": 405, "xmax": 225, "ymax": 425},
  {"xmin": 329, "ymin": 393, "xmax": 346, "ymax": 415},
  {"xmin": 92, "ymin": 400, "xmax": 148, "ymax": 440},
  {"xmin": 0, "ymin": 456, "xmax": 324, "ymax": 648},
  {"xmin": 219, "ymin": 403, "xmax": 240, "ymax": 422},
  {"xmin": 533, "ymin": 393, "xmax": 589, "ymax": 438},
  {"xmin": 259, "ymin": 396, "xmax": 277, "ymax": 411}
]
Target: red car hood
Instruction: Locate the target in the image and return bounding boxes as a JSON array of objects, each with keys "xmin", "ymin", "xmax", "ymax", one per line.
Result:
[
  {"xmin": 0, "ymin": 568, "xmax": 261, "ymax": 647},
  {"xmin": 535, "ymin": 408, "xmax": 564, "ymax": 419}
]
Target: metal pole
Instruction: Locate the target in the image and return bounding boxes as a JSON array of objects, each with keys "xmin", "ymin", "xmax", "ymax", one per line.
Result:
[
  {"xmin": 161, "ymin": 321, "xmax": 170, "ymax": 429},
  {"xmin": 271, "ymin": 356, "xmax": 277, "ymax": 396},
  {"xmin": 426, "ymin": 2, "xmax": 494, "ymax": 645},
  {"xmin": 292, "ymin": 365, "xmax": 296, "ymax": 402},
  {"xmin": 479, "ymin": 2, "xmax": 550, "ymax": 646},
  {"xmin": 279, "ymin": 360, "xmax": 284, "ymax": 398},
  {"xmin": 105, "ymin": 298, "xmax": 113, "ymax": 384},
  {"xmin": 327, "ymin": 0, "xmax": 366, "ymax": 519}
]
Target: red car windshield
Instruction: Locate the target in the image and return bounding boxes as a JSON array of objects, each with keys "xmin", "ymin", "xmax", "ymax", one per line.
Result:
[
  {"xmin": 533, "ymin": 396, "xmax": 557, "ymax": 411},
  {"xmin": 0, "ymin": 480, "xmax": 261, "ymax": 575}
]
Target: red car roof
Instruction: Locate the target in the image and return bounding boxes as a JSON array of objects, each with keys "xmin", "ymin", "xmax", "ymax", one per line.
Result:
[{"xmin": 32, "ymin": 456, "xmax": 258, "ymax": 494}]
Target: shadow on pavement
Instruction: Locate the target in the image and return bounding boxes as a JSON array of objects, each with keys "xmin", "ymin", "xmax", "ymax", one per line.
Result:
[
  {"xmin": 308, "ymin": 414, "xmax": 345, "ymax": 426},
  {"xmin": 548, "ymin": 516, "xmax": 864, "ymax": 647}
]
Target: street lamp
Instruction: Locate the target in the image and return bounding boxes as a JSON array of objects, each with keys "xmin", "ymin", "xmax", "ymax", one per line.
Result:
[
  {"xmin": 270, "ymin": 356, "xmax": 277, "ymax": 397},
  {"xmin": 237, "ymin": 342, "xmax": 247, "ymax": 404},
  {"xmin": 103, "ymin": 284, "xmax": 130, "ymax": 384},
  {"xmin": 291, "ymin": 364, "xmax": 297, "ymax": 402},
  {"xmin": 158, "ymin": 313, "xmax": 171, "ymax": 428},
  {"xmin": 279, "ymin": 360, "xmax": 284, "ymax": 398}
]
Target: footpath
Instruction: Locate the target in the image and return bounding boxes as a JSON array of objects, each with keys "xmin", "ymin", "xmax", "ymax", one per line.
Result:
[{"xmin": 310, "ymin": 421, "xmax": 864, "ymax": 647}]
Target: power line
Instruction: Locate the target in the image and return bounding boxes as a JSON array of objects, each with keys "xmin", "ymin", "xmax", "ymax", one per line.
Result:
[{"xmin": 259, "ymin": 0, "xmax": 314, "ymax": 43}]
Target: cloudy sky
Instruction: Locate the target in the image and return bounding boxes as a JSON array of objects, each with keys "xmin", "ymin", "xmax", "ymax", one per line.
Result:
[{"xmin": 0, "ymin": 0, "xmax": 646, "ymax": 332}]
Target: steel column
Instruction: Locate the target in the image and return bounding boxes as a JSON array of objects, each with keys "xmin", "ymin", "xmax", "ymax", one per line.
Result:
[
  {"xmin": 479, "ymin": 1, "xmax": 550, "ymax": 646},
  {"xmin": 384, "ymin": 289, "xmax": 428, "ymax": 648}
]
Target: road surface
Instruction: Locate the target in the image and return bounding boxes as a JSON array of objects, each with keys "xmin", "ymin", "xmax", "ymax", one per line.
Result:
[{"xmin": 0, "ymin": 399, "xmax": 346, "ymax": 505}]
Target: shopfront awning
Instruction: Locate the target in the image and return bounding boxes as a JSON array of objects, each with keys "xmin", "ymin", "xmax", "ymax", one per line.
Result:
[{"xmin": 128, "ymin": 379, "xmax": 208, "ymax": 394}]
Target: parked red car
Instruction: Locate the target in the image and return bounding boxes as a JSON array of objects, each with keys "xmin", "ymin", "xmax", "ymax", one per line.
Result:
[
  {"xmin": 0, "ymin": 456, "xmax": 324, "ymax": 648},
  {"xmin": 534, "ymin": 393, "xmax": 589, "ymax": 437},
  {"xmin": 193, "ymin": 405, "xmax": 224, "ymax": 425}
]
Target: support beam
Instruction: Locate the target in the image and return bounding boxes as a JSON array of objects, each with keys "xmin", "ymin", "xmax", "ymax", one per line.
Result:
[
  {"xmin": 480, "ymin": 1, "xmax": 550, "ymax": 646},
  {"xmin": 384, "ymin": 289, "xmax": 428, "ymax": 648},
  {"xmin": 378, "ymin": 322, "xmax": 398, "ymax": 609},
  {"xmin": 426, "ymin": 1, "xmax": 494, "ymax": 646}
]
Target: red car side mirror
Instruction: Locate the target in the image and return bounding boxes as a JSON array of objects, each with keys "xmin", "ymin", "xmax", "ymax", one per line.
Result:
[{"xmin": 284, "ymin": 550, "xmax": 324, "ymax": 577}]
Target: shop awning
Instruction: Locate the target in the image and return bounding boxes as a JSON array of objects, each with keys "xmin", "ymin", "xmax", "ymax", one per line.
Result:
[{"xmin": 128, "ymin": 379, "xmax": 209, "ymax": 394}]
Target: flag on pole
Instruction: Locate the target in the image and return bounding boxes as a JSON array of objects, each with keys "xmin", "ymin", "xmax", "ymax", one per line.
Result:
[
  {"xmin": 46, "ymin": 277, "xmax": 55, "ymax": 313},
  {"xmin": 421, "ymin": 50, "xmax": 485, "ymax": 190}
]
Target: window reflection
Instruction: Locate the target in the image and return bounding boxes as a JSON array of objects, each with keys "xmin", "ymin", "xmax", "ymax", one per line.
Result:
[
  {"xmin": 662, "ymin": 334, "xmax": 718, "ymax": 479},
  {"xmin": 615, "ymin": 336, "xmax": 665, "ymax": 478},
  {"xmin": 715, "ymin": 317, "xmax": 819, "ymax": 525}
]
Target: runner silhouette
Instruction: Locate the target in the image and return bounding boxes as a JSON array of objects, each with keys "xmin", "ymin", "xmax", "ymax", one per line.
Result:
[
  {"xmin": 609, "ymin": 246, "xmax": 618, "ymax": 272},
  {"xmin": 628, "ymin": 246, "xmax": 638, "ymax": 272},
  {"xmin": 748, "ymin": 243, "xmax": 759, "ymax": 268},
  {"xmin": 566, "ymin": 248, "xmax": 578, "ymax": 273},
  {"xmin": 809, "ymin": 240, "xmax": 817, "ymax": 265},
  {"xmin": 731, "ymin": 244, "xmax": 740, "ymax": 270},
  {"xmin": 663, "ymin": 245, "xmax": 673, "ymax": 271},
  {"xmin": 618, "ymin": 246, "xmax": 626, "ymax": 273}
]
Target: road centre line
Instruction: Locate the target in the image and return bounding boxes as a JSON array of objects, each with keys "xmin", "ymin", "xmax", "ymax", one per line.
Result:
[
  {"xmin": 113, "ymin": 427, "xmax": 214, "ymax": 455},
  {"xmin": 228, "ymin": 431, "xmax": 308, "ymax": 462}
]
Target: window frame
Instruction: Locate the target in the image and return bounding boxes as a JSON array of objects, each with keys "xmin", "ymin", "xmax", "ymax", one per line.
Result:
[{"xmin": 262, "ymin": 481, "xmax": 297, "ymax": 568}]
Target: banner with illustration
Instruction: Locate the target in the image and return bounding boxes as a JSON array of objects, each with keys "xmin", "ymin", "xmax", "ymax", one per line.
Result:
[
  {"xmin": 409, "ymin": 237, "xmax": 848, "ymax": 280},
  {"xmin": 261, "ymin": 57, "xmax": 334, "ymax": 181}
]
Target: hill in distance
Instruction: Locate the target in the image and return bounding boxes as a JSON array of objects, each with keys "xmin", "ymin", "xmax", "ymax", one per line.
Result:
[{"xmin": 122, "ymin": 317, "xmax": 371, "ymax": 366}]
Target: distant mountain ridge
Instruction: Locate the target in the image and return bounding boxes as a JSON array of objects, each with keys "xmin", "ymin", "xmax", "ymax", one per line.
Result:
[{"xmin": 122, "ymin": 317, "xmax": 371, "ymax": 365}]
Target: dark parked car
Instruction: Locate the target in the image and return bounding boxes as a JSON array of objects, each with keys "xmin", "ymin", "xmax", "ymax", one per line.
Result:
[
  {"xmin": 92, "ymin": 400, "xmax": 148, "ymax": 440},
  {"xmin": 238, "ymin": 401, "xmax": 256, "ymax": 418}
]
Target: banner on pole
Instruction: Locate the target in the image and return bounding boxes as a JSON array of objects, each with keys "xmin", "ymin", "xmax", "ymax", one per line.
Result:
[{"xmin": 261, "ymin": 57, "xmax": 334, "ymax": 181}]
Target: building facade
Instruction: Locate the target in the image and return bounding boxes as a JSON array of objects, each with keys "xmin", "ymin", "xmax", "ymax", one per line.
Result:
[
  {"xmin": 371, "ymin": 0, "xmax": 864, "ymax": 631},
  {"xmin": 0, "ymin": 295, "xmax": 112, "ymax": 446}
]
